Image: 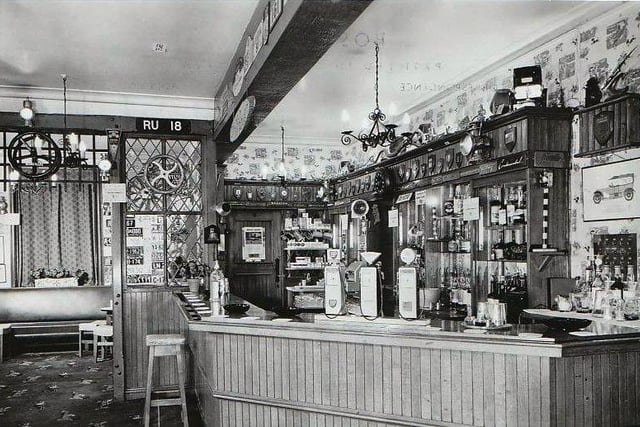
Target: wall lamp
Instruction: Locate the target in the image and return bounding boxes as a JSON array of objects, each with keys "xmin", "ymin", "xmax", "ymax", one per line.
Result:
[{"xmin": 19, "ymin": 99, "xmax": 34, "ymax": 127}]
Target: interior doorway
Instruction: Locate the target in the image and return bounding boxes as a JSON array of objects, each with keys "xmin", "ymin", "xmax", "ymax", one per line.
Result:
[{"xmin": 226, "ymin": 209, "xmax": 284, "ymax": 309}]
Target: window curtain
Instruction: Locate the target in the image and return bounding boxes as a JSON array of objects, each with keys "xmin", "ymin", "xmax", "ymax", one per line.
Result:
[{"xmin": 16, "ymin": 183, "xmax": 100, "ymax": 286}]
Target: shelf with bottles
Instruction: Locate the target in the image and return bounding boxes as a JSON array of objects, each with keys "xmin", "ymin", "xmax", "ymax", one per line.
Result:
[{"xmin": 486, "ymin": 182, "xmax": 527, "ymax": 228}]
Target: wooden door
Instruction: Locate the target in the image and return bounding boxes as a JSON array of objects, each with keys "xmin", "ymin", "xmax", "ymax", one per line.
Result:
[{"xmin": 226, "ymin": 210, "xmax": 283, "ymax": 309}]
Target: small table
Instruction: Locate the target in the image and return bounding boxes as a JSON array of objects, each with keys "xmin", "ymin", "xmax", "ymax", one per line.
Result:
[{"xmin": 100, "ymin": 306, "xmax": 113, "ymax": 325}]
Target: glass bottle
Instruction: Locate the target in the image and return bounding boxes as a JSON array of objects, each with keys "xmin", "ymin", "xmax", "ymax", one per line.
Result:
[
  {"xmin": 505, "ymin": 186, "xmax": 517, "ymax": 225},
  {"xmin": 453, "ymin": 184, "xmax": 463, "ymax": 217},
  {"xmin": 489, "ymin": 186, "xmax": 501, "ymax": 226},
  {"xmin": 209, "ymin": 260, "xmax": 225, "ymax": 302},
  {"xmin": 459, "ymin": 221, "xmax": 472, "ymax": 253},
  {"xmin": 512, "ymin": 185, "xmax": 526, "ymax": 224},
  {"xmin": 443, "ymin": 185, "xmax": 455, "ymax": 216},
  {"xmin": 492, "ymin": 230, "xmax": 505, "ymax": 260}
]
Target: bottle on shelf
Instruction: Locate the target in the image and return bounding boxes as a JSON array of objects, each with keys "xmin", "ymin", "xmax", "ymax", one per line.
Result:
[
  {"xmin": 453, "ymin": 184, "xmax": 463, "ymax": 217},
  {"xmin": 505, "ymin": 186, "xmax": 517, "ymax": 225},
  {"xmin": 209, "ymin": 260, "xmax": 225, "ymax": 302},
  {"xmin": 444, "ymin": 185, "xmax": 455, "ymax": 216},
  {"xmin": 489, "ymin": 186, "xmax": 501, "ymax": 226},
  {"xmin": 492, "ymin": 230, "xmax": 505, "ymax": 260},
  {"xmin": 459, "ymin": 221, "xmax": 472, "ymax": 253},
  {"xmin": 447, "ymin": 219, "xmax": 462, "ymax": 252},
  {"xmin": 497, "ymin": 188, "xmax": 507, "ymax": 226},
  {"xmin": 512, "ymin": 185, "xmax": 527, "ymax": 224}
]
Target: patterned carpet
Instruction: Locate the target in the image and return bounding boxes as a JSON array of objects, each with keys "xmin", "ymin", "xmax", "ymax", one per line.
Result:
[{"xmin": 0, "ymin": 351, "xmax": 202, "ymax": 427}]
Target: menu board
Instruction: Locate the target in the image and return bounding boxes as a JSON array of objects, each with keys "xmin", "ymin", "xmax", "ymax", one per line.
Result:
[{"xmin": 126, "ymin": 215, "xmax": 165, "ymax": 285}]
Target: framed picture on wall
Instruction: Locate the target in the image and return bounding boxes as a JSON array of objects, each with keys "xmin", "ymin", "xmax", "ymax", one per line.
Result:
[{"xmin": 582, "ymin": 157, "xmax": 640, "ymax": 221}]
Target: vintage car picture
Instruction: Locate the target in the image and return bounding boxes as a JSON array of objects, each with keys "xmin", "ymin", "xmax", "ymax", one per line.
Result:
[{"xmin": 582, "ymin": 158, "xmax": 640, "ymax": 221}]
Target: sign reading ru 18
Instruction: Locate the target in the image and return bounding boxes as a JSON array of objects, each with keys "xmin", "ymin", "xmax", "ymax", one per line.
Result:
[{"xmin": 136, "ymin": 118, "xmax": 191, "ymax": 134}]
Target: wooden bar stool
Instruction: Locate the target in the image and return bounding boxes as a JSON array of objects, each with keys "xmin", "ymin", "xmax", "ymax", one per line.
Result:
[
  {"xmin": 93, "ymin": 325, "xmax": 113, "ymax": 362},
  {"xmin": 144, "ymin": 334, "xmax": 188, "ymax": 427}
]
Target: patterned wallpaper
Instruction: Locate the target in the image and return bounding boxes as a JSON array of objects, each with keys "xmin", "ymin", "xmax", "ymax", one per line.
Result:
[
  {"xmin": 224, "ymin": 141, "xmax": 374, "ymax": 181},
  {"xmin": 225, "ymin": 3, "xmax": 640, "ymax": 278},
  {"xmin": 405, "ymin": 3, "xmax": 640, "ymax": 135},
  {"xmin": 226, "ymin": 3, "xmax": 640, "ymax": 182}
]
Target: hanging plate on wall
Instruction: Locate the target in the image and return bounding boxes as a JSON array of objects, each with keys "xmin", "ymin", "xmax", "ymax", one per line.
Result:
[
  {"xmin": 8, "ymin": 131, "xmax": 62, "ymax": 180},
  {"xmin": 230, "ymin": 96, "xmax": 256, "ymax": 143}
]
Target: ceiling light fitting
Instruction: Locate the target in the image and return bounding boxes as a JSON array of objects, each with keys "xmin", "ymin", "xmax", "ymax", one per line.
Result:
[
  {"xmin": 341, "ymin": 42, "xmax": 406, "ymax": 152},
  {"xmin": 277, "ymin": 125, "xmax": 288, "ymax": 185}
]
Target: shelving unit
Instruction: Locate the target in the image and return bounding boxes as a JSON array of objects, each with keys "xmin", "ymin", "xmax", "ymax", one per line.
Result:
[{"xmin": 282, "ymin": 209, "xmax": 332, "ymax": 311}]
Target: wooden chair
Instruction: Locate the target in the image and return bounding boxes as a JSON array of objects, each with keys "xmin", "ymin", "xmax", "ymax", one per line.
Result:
[
  {"xmin": 144, "ymin": 334, "xmax": 188, "ymax": 427},
  {"xmin": 93, "ymin": 324, "xmax": 113, "ymax": 362},
  {"xmin": 78, "ymin": 320, "xmax": 106, "ymax": 357}
]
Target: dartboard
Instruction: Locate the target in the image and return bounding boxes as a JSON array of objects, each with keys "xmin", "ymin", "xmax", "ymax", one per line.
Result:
[{"xmin": 8, "ymin": 131, "xmax": 62, "ymax": 180}]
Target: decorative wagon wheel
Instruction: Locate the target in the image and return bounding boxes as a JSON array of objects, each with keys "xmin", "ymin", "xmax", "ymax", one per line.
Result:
[
  {"xmin": 143, "ymin": 154, "xmax": 186, "ymax": 194},
  {"xmin": 8, "ymin": 131, "xmax": 62, "ymax": 180},
  {"xmin": 127, "ymin": 174, "xmax": 160, "ymax": 211}
]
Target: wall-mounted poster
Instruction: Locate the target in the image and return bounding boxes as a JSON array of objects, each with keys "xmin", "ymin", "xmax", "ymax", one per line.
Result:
[
  {"xmin": 582, "ymin": 158, "xmax": 640, "ymax": 221},
  {"xmin": 126, "ymin": 215, "xmax": 165, "ymax": 285},
  {"xmin": 242, "ymin": 226, "xmax": 266, "ymax": 262}
]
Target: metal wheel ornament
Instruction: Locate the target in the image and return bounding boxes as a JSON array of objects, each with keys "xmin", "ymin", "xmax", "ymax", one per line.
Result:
[
  {"xmin": 8, "ymin": 131, "xmax": 62, "ymax": 180},
  {"xmin": 127, "ymin": 174, "xmax": 160, "ymax": 211},
  {"xmin": 143, "ymin": 154, "xmax": 186, "ymax": 194}
]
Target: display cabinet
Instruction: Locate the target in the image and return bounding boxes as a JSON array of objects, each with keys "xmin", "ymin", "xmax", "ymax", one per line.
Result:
[
  {"xmin": 387, "ymin": 107, "xmax": 572, "ymax": 314},
  {"xmin": 282, "ymin": 209, "xmax": 331, "ymax": 311}
]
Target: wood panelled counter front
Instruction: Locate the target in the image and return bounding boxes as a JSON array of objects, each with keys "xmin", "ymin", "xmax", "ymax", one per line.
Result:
[{"xmin": 176, "ymin": 297, "xmax": 640, "ymax": 427}]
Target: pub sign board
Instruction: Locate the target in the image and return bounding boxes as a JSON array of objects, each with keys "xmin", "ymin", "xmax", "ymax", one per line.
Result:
[{"xmin": 136, "ymin": 118, "xmax": 191, "ymax": 134}]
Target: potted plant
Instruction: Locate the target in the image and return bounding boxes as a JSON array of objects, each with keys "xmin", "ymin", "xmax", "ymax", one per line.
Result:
[
  {"xmin": 29, "ymin": 267, "xmax": 90, "ymax": 287},
  {"xmin": 174, "ymin": 257, "xmax": 209, "ymax": 292}
]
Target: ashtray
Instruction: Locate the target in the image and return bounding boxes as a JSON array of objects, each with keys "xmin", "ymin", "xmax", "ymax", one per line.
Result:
[{"xmin": 223, "ymin": 303, "xmax": 250, "ymax": 315}]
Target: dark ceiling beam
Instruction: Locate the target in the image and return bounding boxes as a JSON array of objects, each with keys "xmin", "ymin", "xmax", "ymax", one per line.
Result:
[{"xmin": 214, "ymin": 0, "xmax": 372, "ymax": 163}]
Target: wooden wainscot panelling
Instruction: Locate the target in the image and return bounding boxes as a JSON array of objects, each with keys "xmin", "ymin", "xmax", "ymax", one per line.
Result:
[
  {"xmin": 189, "ymin": 328, "xmax": 579, "ymax": 427},
  {"xmin": 577, "ymin": 94, "xmax": 640, "ymax": 157},
  {"xmin": 122, "ymin": 289, "xmax": 189, "ymax": 399}
]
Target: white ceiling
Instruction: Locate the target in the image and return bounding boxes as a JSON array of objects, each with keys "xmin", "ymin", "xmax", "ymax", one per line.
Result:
[
  {"xmin": 0, "ymin": 0, "xmax": 258, "ymax": 117},
  {"xmin": 0, "ymin": 0, "xmax": 620, "ymax": 140},
  {"xmin": 246, "ymin": 0, "xmax": 598, "ymax": 145}
]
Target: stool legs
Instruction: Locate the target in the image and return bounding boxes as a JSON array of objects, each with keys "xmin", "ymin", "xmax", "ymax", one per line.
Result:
[
  {"xmin": 176, "ymin": 346, "xmax": 189, "ymax": 427},
  {"xmin": 143, "ymin": 343, "xmax": 188, "ymax": 427},
  {"xmin": 144, "ymin": 346, "xmax": 155, "ymax": 427}
]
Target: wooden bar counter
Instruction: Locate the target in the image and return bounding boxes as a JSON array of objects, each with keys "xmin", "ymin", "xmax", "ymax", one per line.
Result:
[{"xmin": 174, "ymin": 293, "xmax": 640, "ymax": 427}]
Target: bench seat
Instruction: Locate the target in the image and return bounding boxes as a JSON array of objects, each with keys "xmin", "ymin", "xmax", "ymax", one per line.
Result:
[{"xmin": 0, "ymin": 286, "xmax": 111, "ymax": 361}]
